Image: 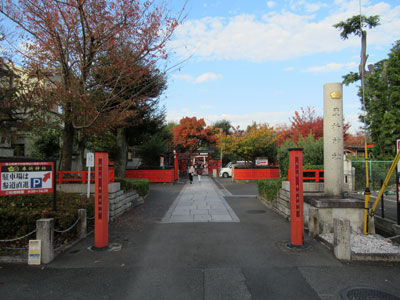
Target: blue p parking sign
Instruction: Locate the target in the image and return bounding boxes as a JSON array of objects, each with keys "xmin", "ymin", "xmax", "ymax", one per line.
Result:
[{"xmin": 31, "ymin": 178, "xmax": 43, "ymax": 188}]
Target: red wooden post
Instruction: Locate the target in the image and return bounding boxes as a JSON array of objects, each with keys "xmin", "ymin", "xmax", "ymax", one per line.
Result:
[
  {"xmin": 83, "ymin": 171, "xmax": 87, "ymax": 184},
  {"xmin": 315, "ymin": 170, "xmax": 320, "ymax": 183},
  {"xmin": 288, "ymin": 148, "xmax": 304, "ymax": 247},
  {"xmin": 94, "ymin": 152, "xmax": 109, "ymax": 249}
]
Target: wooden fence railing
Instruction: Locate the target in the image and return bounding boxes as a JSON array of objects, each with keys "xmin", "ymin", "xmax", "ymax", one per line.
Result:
[
  {"xmin": 303, "ymin": 169, "xmax": 324, "ymax": 182},
  {"xmin": 57, "ymin": 168, "xmax": 115, "ymax": 184},
  {"xmin": 289, "ymin": 169, "xmax": 324, "ymax": 183}
]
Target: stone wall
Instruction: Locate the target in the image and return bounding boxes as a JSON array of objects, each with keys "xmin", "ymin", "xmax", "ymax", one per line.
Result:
[
  {"xmin": 261, "ymin": 180, "xmax": 365, "ymax": 234},
  {"xmin": 57, "ymin": 182, "xmax": 145, "ymax": 221},
  {"xmin": 264, "ymin": 181, "xmax": 324, "ymax": 219},
  {"xmin": 109, "ymin": 188, "xmax": 144, "ymax": 221}
]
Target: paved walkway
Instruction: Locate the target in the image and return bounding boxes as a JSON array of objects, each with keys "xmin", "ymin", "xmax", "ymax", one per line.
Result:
[
  {"xmin": 3, "ymin": 179, "xmax": 400, "ymax": 300},
  {"xmin": 161, "ymin": 176, "xmax": 239, "ymax": 223}
]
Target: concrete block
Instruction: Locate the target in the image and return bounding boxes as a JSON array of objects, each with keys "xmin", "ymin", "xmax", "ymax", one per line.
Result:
[
  {"xmin": 36, "ymin": 218, "xmax": 54, "ymax": 264},
  {"xmin": 108, "ymin": 190, "xmax": 124, "ymax": 200},
  {"xmin": 108, "ymin": 182, "xmax": 121, "ymax": 193},
  {"xmin": 57, "ymin": 183, "xmax": 94, "ymax": 194},
  {"xmin": 303, "ymin": 182, "xmax": 324, "ymax": 193},
  {"xmin": 333, "ymin": 218, "xmax": 351, "ymax": 261},
  {"xmin": 282, "ymin": 181, "xmax": 290, "ymax": 191}
]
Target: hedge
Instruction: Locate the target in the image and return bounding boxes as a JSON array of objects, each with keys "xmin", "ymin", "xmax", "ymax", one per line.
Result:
[
  {"xmin": 0, "ymin": 192, "xmax": 94, "ymax": 249},
  {"xmin": 115, "ymin": 177, "xmax": 149, "ymax": 197},
  {"xmin": 257, "ymin": 178, "xmax": 283, "ymax": 201}
]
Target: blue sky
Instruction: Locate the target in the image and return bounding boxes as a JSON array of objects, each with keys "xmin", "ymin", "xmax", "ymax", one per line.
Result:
[{"xmin": 164, "ymin": 0, "xmax": 400, "ymax": 133}]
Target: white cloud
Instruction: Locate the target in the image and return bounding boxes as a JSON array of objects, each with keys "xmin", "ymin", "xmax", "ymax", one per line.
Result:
[
  {"xmin": 200, "ymin": 105, "xmax": 216, "ymax": 109},
  {"xmin": 283, "ymin": 67, "xmax": 294, "ymax": 71},
  {"xmin": 267, "ymin": 1, "xmax": 276, "ymax": 9},
  {"xmin": 304, "ymin": 62, "xmax": 357, "ymax": 73},
  {"xmin": 172, "ymin": 72, "xmax": 223, "ymax": 83},
  {"xmin": 169, "ymin": 1, "xmax": 400, "ymax": 62},
  {"xmin": 167, "ymin": 110, "xmax": 292, "ymax": 129},
  {"xmin": 304, "ymin": 2, "xmax": 327, "ymax": 13}
]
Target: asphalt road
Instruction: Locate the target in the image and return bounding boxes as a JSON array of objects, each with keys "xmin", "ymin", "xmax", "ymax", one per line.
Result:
[
  {"xmin": 352, "ymin": 191, "xmax": 400, "ymax": 223},
  {"xmin": 1, "ymin": 178, "xmax": 400, "ymax": 300}
]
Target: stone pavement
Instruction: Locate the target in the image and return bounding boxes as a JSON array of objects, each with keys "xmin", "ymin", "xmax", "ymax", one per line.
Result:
[
  {"xmin": 161, "ymin": 176, "xmax": 239, "ymax": 223},
  {"xmin": 2, "ymin": 178, "xmax": 400, "ymax": 300}
]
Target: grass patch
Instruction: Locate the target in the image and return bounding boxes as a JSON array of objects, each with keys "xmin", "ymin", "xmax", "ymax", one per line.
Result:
[
  {"xmin": 0, "ymin": 192, "xmax": 94, "ymax": 251},
  {"xmin": 257, "ymin": 178, "xmax": 283, "ymax": 201}
]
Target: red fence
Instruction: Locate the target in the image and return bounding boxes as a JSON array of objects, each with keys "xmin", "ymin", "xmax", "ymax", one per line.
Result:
[
  {"xmin": 288, "ymin": 169, "xmax": 324, "ymax": 183},
  {"xmin": 234, "ymin": 168, "xmax": 280, "ymax": 180},
  {"xmin": 57, "ymin": 168, "xmax": 115, "ymax": 184},
  {"xmin": 125, "ymin": 169, "xmax": 174, "ymax": 183}
]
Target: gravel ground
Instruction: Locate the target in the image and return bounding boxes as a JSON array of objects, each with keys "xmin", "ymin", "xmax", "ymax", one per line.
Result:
[{"xmin": 320, "ymin": 233, "xmax": 400, "ymax": 254}]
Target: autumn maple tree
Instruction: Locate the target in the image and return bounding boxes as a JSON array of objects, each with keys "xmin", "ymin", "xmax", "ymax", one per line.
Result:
[
  {"xmin": 1, "ymin": 0, "xmax": 184, "ymax": 170},
  {"xmin": 276, "ymin": 106, "xmax": 350, "ymax": 145},
  {"xmin": 220, "ymin": 123, "xmax": 278, "ymax": 165},
  {"xmin": 172, "ymin": 117, "xmax": 217, "ymax": 153}
]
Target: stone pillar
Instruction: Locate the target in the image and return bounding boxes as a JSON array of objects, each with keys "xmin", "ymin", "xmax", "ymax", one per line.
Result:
[
  {"xmin": 324, "ymin": 82, "xmax": 344, "ymax": 198},
  {"xmin": 308, "ymin": 207, "xmax": 319, "ymax": 238},
  {"xmin": 36, "ymin": 218, "xmax": 54, "ymax": 264},
  {"xmin": 333, "ymin": 218, "xmax": 351, "ymax": 261},
  {"xmin": 78, "ymin": 209, "xmax": 87, "ymax": 239}
]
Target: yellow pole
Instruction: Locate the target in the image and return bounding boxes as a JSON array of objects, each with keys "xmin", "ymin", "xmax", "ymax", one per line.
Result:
[
  {"xmin": 363, "ymin": 142, "xmax": 370, "ymax": 235},
  {"xmin": 370, "ymin": 150, "xmax": 400, "ymax": 216}
]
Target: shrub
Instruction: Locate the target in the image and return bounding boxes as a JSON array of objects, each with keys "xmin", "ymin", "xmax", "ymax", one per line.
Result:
[
  {"xmin": 257, "ymin": 178, "xmax": 283, "ymax": 201},
  {"xmin": 0, "ymin": 192, "xmax": 94, "ymax": 249},
  {"xmin": 277, "ymin": 140, "xmax": 296, "ymax": 177},
  {"xmin": 278, "ymin": 133, "xmax": 323, "ymax": 177},
  {"xmin": 115, "ymin": 177, "xmax": 149, "ymax": 197}
]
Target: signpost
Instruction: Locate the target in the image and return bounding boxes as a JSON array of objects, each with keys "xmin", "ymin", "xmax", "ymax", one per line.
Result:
[
  {"xmin": 0, "ymin": 160, "xmax": 57, "ymax": 210},
  {"xmin": 94, "ymin": 152, "xmax": 109, "ymax": 250},
  {"xmin": 28, "ymin": 240, "xmax": 41, "ymax": 265},
  {"xmin": 288, "ymin": 148, "xmax": 305, "ymax": 247},
  {"xmin": 86, "ymin": 152, "xmax": 94, "ymax": 198}
]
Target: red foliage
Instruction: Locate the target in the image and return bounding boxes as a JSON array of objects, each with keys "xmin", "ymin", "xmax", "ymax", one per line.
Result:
[
  {"xmin": 290, "ymin": 107, "xmax": 324, "ymax": 142},
  {"xmin": 344, "ymin": 131, "xmax": 368, "ymax": 146},
  {"xmin": 172, "ymin": 117, "xmax": 217, "ymax": 152},
  {"xmin": 276, "ymin": 107, "xmax": 350, "ymax": 145}
]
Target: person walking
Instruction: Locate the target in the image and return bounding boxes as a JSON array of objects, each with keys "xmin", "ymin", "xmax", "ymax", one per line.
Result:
[
  {"xmin": 197, "ymin": 163, "xmax": 203, "ymax": 182},
  {"xmin": 188, "ymin": 164, "xmax": 195, "ymax": 184}
]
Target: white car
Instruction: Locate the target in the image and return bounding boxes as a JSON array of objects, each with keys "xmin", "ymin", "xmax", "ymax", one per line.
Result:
[
  {"xmin": 219, "ymin": 162, "xmax": 233, "ymax": 178},
  {"xmin": 219, "ymin": 161, "xmax": 254, "ymax": 178}
]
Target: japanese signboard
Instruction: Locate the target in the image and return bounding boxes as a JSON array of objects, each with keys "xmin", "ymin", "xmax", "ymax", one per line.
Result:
[
  {"xmin": 0, "ymin": 161, "xmax": 55, "ymax": 196},
  {"xmin": 28, "ymin": 240, "xmax": 41, "ymax": 265},
  {"xmin": 255, "ymin": 157, "xmax": 268, "ymax": 167}
]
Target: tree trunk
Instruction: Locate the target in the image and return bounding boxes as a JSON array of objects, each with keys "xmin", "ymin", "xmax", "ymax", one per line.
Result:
[
  {"xmin": 115, "ymin": 127, "xmax": 128, "ymax": 178},
  {"xmin": 77, "ymin": 130, "xmax": 86, "ymax": 171},
  {"xmin": 61, "ymin": 119, "xmax": 75, "ymax": 171}
]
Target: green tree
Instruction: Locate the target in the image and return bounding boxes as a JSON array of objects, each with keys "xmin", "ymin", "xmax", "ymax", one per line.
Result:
[
  {"xmin": 346, "ymin": 41, "xmax": 400, "ymax": 159},
  {"xmin": 30, "ymin": 128, "xmax": 61, "ymax": 159},
  {"xmin": 277, "ymin": 133, "xmax": 323, "ymax": 177},
  {"xmin": 223, "ymin": 123, "xmax": 278, "ymax": 165},
  {"xmin": 214, "ymin": 119, "xmax": 232, "ymax": 135},
  {"xmin": 136, "ymin": 133, "xmax": 170, "ymax": 167},
  {"xmin": 334, "ymin": 15, "xmax": 380, "ymax": 87}
]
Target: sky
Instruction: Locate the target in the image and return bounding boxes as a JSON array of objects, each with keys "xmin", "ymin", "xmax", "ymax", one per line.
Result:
[{"xmin": 163, "ymin": 0, "xmax": 400, "ymax": 133}]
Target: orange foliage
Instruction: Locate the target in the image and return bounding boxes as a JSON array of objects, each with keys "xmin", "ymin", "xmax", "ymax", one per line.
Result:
[
  {"xmin": 344, "ymin": 131, "xmax": 369, "ymax": 146},
  {"xmin": 172, "ymin": 117, "xmax": 218, "ymax": 152}
]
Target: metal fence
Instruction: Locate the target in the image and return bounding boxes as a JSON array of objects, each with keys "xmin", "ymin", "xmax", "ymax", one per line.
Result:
[{"xmin": 351, "ymin": 160, "xmax": 396, "ymax": 192}]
